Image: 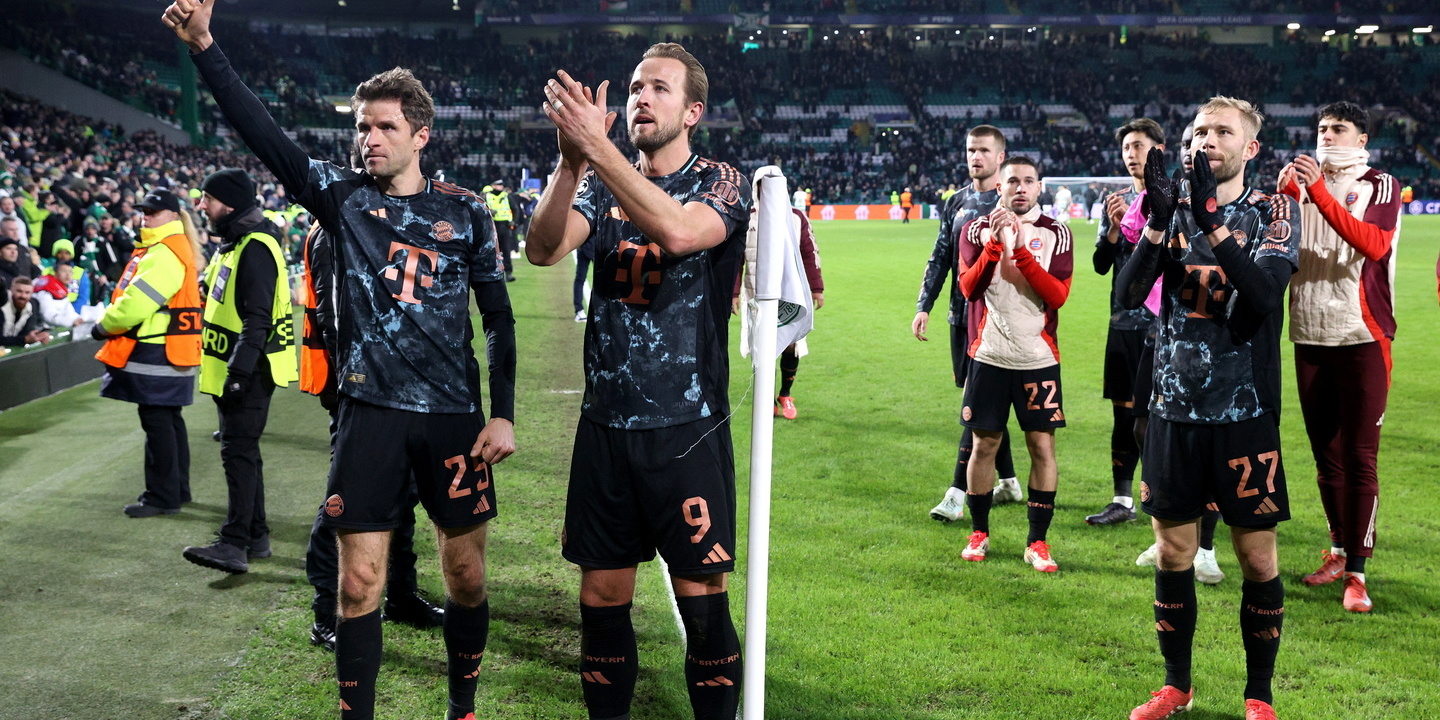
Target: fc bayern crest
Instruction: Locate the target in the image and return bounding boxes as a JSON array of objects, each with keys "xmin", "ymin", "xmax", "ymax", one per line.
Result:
[
  {"xmin": 432, "ymin": 220, "xmax": 455, "ymax": 242},
  {"xmin": 1345, "ymin": 191, "xmax": 1359, "ymax": 205},
  {"xmin": 1028, "ymin": 238, "xmax": 1043, "ymax": 251}
]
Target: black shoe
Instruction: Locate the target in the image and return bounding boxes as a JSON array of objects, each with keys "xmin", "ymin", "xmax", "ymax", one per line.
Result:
[
  {"xmin": 182, "ymin": 538, "xmax": 249, "ymax": 574},
  {"xmin": 1085, "ymin": 502, "xmax": 1137, "ymax": 526},
  {"xmin": 124, "ymin": 502, "xmax": 180, "ymax": 518},
  {"xmin": 212, "ymin": 430, "xmax": 221, "ymax": 442},
  {"xmin": 383, "ymin": 591, "xmax": 444, "ymax": 629},
  {"xmin": 248, "ymin": 535, "xmax": 271, "ymax": 559},
  {"xmin": 504, "ymin": 272, "xmax": 516, "ymax": 282},
  {"xmin": 310, "ymin": 617, "xmax": 337, "ymax": 652}
]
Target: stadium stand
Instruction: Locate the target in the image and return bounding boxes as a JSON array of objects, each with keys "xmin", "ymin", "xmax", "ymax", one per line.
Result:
[{"xmin": 1, "ymin": 1, "xmax": 1438, "ymax": 207}]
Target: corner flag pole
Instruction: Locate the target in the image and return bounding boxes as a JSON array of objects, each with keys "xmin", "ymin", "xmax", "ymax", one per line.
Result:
[{"xmin": 742, "ymin": 167, "xmax": 788, "ymax": 720}]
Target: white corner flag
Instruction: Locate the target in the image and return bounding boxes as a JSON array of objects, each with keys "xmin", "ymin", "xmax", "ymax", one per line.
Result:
[{"xmin": 742, "ymin": 166, "xmax": 813, "ymax": 720}]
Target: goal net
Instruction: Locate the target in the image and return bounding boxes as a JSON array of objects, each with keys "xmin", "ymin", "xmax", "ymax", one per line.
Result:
[{"xmin": 1041, "ymin": 176, "xmax": 1134, "ymax": 222}]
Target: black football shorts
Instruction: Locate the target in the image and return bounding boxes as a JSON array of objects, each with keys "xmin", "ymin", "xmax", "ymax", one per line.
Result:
[
  {"xmin": 1140, "ymin": 414, "xmax": 1289, "ymax": 528},
  {"xmin": 961, "ymin": 360, "xmax": 1066, "ymax": 432},
  {"xmin": 563, "ymin": 416, "xmax": 737, "ymax": 576},
  {"xmin": 322, "ymin": 398, "xmax": 498, "ymax": 531}
]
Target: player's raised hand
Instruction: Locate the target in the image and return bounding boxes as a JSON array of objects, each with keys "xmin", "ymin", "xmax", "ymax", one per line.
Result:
[
  {"xmin": 988, "ymin": 206, "xmax": 1016, "ymax": 241},
  {"xmin": 1276, "ymin": 162, "xmax": 1298, "ymax": 195},
  {"xmin": 1188, "ymin": 149, "xmax": 1225, "ymax": 234},
  {"xmin": 1141, "ymin": 146, "xmax": 1180, "ymax": 233},
  {"xmin": 471, "ymin": 417, "xmax": 516, "ymax": 466},
  {"xmin": 1105, "ymin": 192, "xmax": 1128, "ymax": 226},
  {"xmin": 1292, "ymin": 154, "xmax": 1323, "ymax": 188},
  {"xmin": 161, "ymin": 0, "xmax": 215, "ymax": 52},
  {"xmin": 543, "ymin": 71, "xmax": 617, "ymax": 166}
]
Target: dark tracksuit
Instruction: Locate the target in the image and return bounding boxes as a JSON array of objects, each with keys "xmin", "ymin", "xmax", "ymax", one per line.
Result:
[{"xmin": 211, "ymin": 207, "xmax": 281, "ymax": 551}]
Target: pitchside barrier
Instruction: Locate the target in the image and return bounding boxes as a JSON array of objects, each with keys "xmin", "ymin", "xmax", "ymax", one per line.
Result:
[
  {"xmin": 807, "ymin": 204, "xmax": 943, "ymax": 221},
  {"xmin": 0, "ymin": 331, "xmax": 104, "ymax": 411}
]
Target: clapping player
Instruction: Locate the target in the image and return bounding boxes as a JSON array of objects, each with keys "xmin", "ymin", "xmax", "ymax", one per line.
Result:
[
  {"xmin": 526, "ymin": 43, "xmax": 750, "ymax": 720},
  {"xmin": 1117, "ymin": 98, "xmax": 1300, "ymax": 720}
]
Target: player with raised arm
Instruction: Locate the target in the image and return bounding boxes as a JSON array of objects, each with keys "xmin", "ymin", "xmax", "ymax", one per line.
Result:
[
  {"xmin": 915, "ymin": 125, "xmax": 1022, "ymax": 524},
  {"xmin": 954, "ymin": 156, "xmax": 1074, "ymax": 573},
  {"xmin": 1117, "ymin": 98, "xmax": 1299, "ymax": 720},
  {"xmin": 163, "ymin": 2, "xmax": 516, "ymax": 719},
  {"xmin": 1279, "ymin": 101, "xmax": 1402, "ymax": 613},
  {"xmin": 526, "ymin": 43, "xmax": 750, "ymax": 720}
]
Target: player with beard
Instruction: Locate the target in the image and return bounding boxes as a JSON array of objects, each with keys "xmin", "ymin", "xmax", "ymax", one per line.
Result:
[
  {"xmin": 915, "ymin": 125, "xmax": 1022, "ymax": 524},
  {"xmin": 954, "ymin": 156, "xmax": 1074, "ymax": 573},
  {"xmin": 527, "ymin": 43, "xmax": 750, "ymax": 720},
  {"xmin": 1131, "ymin": 121, "xmax": 1226, "ymax": 582},
  {"xmin": 1278, "ymin": 101, "xmax": 1402, "ymax": 613},
  {"xmin": 165, "ymin": 2, "xmax": 517, "ymax": 719},
  {"xmin": 1118, "ymin": 97, "xmax": 1300, "ymax": 720}
]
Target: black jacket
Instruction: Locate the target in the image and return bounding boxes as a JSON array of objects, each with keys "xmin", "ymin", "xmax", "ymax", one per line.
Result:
[{"xmin": 211, "ymin": 206, "xmax": 282, "ymax": 380}]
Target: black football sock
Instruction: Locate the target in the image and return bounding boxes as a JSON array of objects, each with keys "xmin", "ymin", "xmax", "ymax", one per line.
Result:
[
  {"xmin": 579, "ymin": 603, "xmax": 638, "ymax": 720},
  {"xmin": 951, "ymin": 428, "xmax": 974, "ymax": 491},
  {"xmin": 966, "ymin": 491, "xmax": 993, "ymax": 534},
  {"xmin": 1155, "ymin": 568, "xmax": 1197, "ymax": 693},
  {"xmin": 778, "ymin": 348, "xmax": 799, "ymax": 396},
  {"xmin": 443, "ymin": 599, "xmax": 489, "ymax": 720},
  {"xmin": 1199, "ymin": 509, "xmax": 1220, "ymax": 551},
  {"xmin": 336, "ymin": 609, "xmax": 382, "ymax": 720},
  {"xmin": 677, "ymin": 592, "xmax": 742, "ymax": 720},
  {"xmin": 1026, "ymin": 489, "xmax": 1057, "ymax": 544},
  {"xmin": 1240, "ymin": 576, "xmax": 1285, "ymax": 705},
  {"xmin": 1112, "ymin": 406, "xmax": 1140, "ymax": 498},
  {"xmin": 995, "ymin": 428, "xmax": 1017, "ymax": 480},
  {"xmin": 1344, "ymin": 554, "xmax": 1367, "ymax": 574}
]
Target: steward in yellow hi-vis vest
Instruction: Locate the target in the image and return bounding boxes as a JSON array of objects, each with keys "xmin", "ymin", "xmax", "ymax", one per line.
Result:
[
  {"xmin": 485, "ymin": 179, "xmax": 518, "ymax": 281},
  {"xmin": 182, "ymin": 168, "xmax": 296, "ymax": 575},
  {"xmin": 92, "ymin": 188, "xmax": 203, "ymax": 517}
]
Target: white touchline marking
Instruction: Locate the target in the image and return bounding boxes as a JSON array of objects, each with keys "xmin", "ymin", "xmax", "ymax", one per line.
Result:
[{"xmin": 658, "ymin": 558, "xmax": 687, "ymax": 642}]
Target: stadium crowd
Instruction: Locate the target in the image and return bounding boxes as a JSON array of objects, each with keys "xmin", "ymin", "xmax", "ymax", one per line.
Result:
[{"xmin": 6, "ymin": 5, "xmax": 1440, "ymax": 205}]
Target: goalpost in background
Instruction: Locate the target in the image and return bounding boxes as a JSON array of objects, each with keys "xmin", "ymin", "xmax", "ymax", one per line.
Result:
[{"xmin": 1041, "ymin": 176, "xmax": 1135, "ymax": 222}]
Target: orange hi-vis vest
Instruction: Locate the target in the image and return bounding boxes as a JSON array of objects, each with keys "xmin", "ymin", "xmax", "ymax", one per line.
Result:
[
  {"xmin": 298, "ymin": 224, "xmax": 329, "ymax": 395},
  {"xmin": 95, "ymin": 227, "xmax": 202, "ymax": 369}
]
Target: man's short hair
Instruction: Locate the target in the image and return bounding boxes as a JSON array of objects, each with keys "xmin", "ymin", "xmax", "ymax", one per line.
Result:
[
  {"xmin": 642, "ymin": 43, "xmax": 709, "ymax": 109},
  {"xmin": 1001, "ymin": 155, "xmax": 1040, "ymax": 176},
  {"xmin": 1196, "ymin": 96, "xmax": 1264, "ymax": 141},
  {"xmin": 968, "ymin": 125, "xmax": 1007, "ymax": 150},
  {"xmin": 1317, "ymin": 101, "xmax": 1368, "ymax": 135},
  {"xmin": 352, "ymin": 68, "xmax": 435, "ymax": 135},
  {"xmin": 1115, "ymin": 118, "xmax": 1165, "ymax": 146},
  {"xmin": 9, "ymin": 275, "xmax": 32, "ymax": 288}
]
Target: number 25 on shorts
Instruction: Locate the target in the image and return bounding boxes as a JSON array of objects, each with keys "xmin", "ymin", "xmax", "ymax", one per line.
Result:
[{"xmin": 444, "ymin": 454, "xmax": 492, "ymax": 515}]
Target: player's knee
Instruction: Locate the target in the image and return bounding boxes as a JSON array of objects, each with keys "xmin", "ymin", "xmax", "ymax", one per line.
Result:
[
  {"xmin": 441, "ymin": 556, "xmax": 487, "ymax": 600},
  {"xmin": 338, "ymin": 567, "xmax": 384, "ymax": 611},
  {"xmin": 1156, "ymin": 537, "xmax": 1198, "ymax": 571},
  {"xmin": 1235, "ymin": 547, "xmax": 1279, "ymax": 581}
]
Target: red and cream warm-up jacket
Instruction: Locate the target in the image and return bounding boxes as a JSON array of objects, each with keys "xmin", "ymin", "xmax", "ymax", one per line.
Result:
[
  {"xmin": 958, "ymin": 205, "xmax": 1074, "ymax": 371},
  {"xmin": 1281, "ymin": 165, "xmax": 1401, "ymax": 348}
]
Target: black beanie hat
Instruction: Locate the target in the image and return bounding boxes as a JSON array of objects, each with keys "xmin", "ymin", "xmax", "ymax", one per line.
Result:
[{"xmin": 201, "ymin": 168, "xmax": 256, "ymax": 212}]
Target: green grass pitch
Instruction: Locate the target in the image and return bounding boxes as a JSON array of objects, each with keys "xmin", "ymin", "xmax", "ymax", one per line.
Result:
[{"xmin": 1, "ymin": 216, "xmax": 1437, "ymax": 719}]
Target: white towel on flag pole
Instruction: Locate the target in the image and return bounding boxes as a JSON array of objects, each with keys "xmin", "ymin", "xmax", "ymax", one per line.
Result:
[{"xmin": 742, "ymin": 166, "xmax": 812, "ymax": 720}]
